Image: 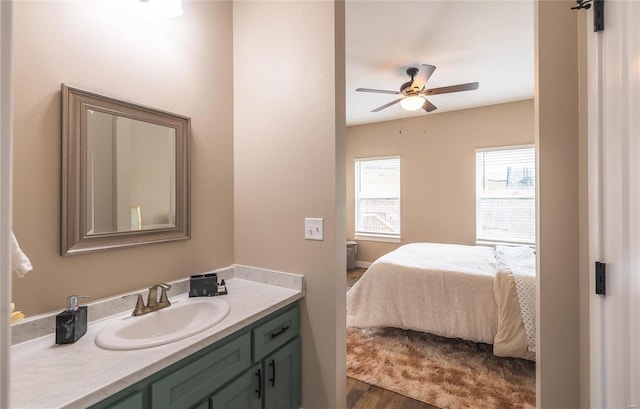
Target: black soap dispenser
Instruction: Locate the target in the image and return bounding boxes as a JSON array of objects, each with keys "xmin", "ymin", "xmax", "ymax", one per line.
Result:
[{"xmin": 55, "ymin": 295, "xmax": 90, "ymax": 345}]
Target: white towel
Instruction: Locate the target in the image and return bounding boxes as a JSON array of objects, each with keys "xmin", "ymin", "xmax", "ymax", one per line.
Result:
[{"xmin": 11, "ymin": 232, "xmax": 32, "ymax": 278}]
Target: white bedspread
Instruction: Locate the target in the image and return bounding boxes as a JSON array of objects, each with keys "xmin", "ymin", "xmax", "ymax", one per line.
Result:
[{"xmin": 346, "ymin": 242, "xmax": 499, "ymax": 344}]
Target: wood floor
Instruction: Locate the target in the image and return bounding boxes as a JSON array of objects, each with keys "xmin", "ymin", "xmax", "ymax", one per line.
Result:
[
  {"xmin": 347, "ymin": 267, "xmax": 367, "ymax": 288},
  {"xmin": 346, "ymin": 268, "xmax": 440, "ymax": 409},
  {"xmin": 347, "ymin": 376, "xmax": 439, "ymax": 409}
]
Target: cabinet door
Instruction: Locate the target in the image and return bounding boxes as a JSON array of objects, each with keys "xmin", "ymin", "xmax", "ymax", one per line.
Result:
[
  {"xmin": 210, "ymin": 365, "xmax": 261, "ymax": 409},
  {"xmin": 191, "ymin": 401, "xmax": 209, "ymax": 409},
  {"xmin": 151, "ymin": 332, "xmax": 251, "ymax": 409},
  {"xmin": 264, "ymin": 338, "xmax": 300, "ymax": 409},
  {"xmin": 90, "ymin": 390, "xmax": 144, "ymax": 409},
  {"xmin": 104, "ymin": 392, "xmax": 143, "ymax": 409}
]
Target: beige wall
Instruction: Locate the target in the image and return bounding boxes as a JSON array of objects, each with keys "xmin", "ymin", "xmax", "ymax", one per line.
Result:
[
  {"xmin": 233, "ymin": 2, "xmax": 346, "ymax": 408},
  {"xmin": 535, "ymin": 1, "xmax": 581, "ymax": 406},
  {"xmin": 11, "ymin": 1, "xmax": 234, "ymax": 315},
  {"xmin": 346, "ymin": 99, "xmax": 535, "ymax": 263}
]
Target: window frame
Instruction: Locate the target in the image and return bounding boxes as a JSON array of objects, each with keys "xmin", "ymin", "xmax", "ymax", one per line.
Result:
[{"xmin": 354, "ymin": 155, "xmax": 401, "ymax": 243}]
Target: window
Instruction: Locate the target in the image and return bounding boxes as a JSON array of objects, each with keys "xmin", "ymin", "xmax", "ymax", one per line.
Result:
[
  {"xmin": 476, "ymin": 146, "xmax": 535, "ymax": 245},
  {"xmin": 355, "ymin": 156, "xmax": 401, "ymax": 241}
]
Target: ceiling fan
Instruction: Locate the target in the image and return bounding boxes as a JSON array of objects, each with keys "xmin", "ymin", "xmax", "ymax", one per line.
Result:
[{"xmin": 356, "ymin": 64, "xmax": 479, "ymax": 113}]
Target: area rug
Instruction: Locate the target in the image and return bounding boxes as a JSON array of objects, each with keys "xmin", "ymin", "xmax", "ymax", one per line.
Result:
[{"xmin": 346, "ymin": 326, "xmax": 536, "ymax": 409}]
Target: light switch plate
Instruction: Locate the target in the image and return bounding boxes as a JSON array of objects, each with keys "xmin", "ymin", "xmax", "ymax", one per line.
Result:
[{"xmin": 305, "ymin": 217, "xmax": 324, "ymax": 241}]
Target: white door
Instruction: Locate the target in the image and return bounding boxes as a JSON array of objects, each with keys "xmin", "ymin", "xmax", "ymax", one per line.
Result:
[{"xmin": 588, "ymin": 1, "xmax": 640, "ymax": 408}]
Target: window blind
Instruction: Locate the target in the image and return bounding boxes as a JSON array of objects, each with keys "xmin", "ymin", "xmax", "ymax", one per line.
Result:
[
  {"xmin": 476, "ymin": 146, "xmax": 536, "ymax": 245},
  {"xmin": 355, "ymin": 157, "xmax": 401, "ymax": 238}
]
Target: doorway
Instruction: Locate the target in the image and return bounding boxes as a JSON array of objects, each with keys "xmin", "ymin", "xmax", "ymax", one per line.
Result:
[{"xmin": 344, "ymin": 1, "xmax": 584, "ymax": 407}]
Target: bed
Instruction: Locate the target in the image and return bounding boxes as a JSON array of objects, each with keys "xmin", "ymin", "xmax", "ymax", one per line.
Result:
[{"xmin": 346, "ymin": 242, "xmax": 536, "ymax": 361}]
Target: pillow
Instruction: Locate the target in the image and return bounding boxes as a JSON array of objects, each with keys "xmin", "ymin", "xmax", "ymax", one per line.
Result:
[{"xmin": 495, "ymin": 245, "xmax": 536, "ymax": 276}]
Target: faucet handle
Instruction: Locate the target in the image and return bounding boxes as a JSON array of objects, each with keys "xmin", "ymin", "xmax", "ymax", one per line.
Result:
[
  {"xmin": 146, "ymin": 284, "xmax": 162, "ymax": 307},
  {"xmin": 158, "ymin": 283, "xmax": 172, "ymax": 304},
  {"xmin": 123, "ymin": 293, "xmax": 145, "ymax": 316}
]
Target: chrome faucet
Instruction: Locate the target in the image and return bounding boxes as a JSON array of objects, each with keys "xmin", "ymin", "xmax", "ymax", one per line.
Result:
[{"xmin": 123, "ymin": 283, "xmax": 172, "ymax": 316}]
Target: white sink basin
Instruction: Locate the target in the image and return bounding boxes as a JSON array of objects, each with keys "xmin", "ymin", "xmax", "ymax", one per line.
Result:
[{"xmin": 95, "ymin": 297, "xmax": 230, "ymax": 350}]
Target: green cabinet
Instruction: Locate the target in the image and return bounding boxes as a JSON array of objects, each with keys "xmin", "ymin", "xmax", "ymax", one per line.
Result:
[
  {"xmin": 210, "ymin": 364, "xmax": 261, "ymax": 409},
  {"xmin": 253, "ymin": 306, "xmax": 299, "ymax": 361},
  {"xmin": 150, "ymin": 332, "xmax": 251, "ymax": 409},
  {"xmin": 91, "ymin": 303, "xmax": 299, "ymax": 409},
  {"xmin": 192, "ymin": 402, "xmax": 209, "ymax": 409},
  {"xmin": 263, "ymin": 337, "xmax": 300, "ymax": 409},
  {"xmin": 103, "ymin": 392, "xmax": 143, "ymax": 409},
  {"xmin": 210, "ymin": 338, "xmax": 300, "ymax": 409}
]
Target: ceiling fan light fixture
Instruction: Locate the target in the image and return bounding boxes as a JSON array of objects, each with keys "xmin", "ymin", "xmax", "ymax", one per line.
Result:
[{"xmin": 400, "ymin": 95, "xmax": 424, "ymax": 111}]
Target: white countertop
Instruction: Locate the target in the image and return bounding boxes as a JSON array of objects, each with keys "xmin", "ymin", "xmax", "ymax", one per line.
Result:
[{"xmin": 10, "ymin": 274, "xmax": 303, "ymax": 409}]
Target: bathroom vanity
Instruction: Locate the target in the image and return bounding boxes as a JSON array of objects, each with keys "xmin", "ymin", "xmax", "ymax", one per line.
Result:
[
  {"xmin": 10, "ymin": 268, "xmax": 303, "ymax": 409},
  {"xmin": 91, "ymin": 303, "xmax": 300, "ymax": 409}
]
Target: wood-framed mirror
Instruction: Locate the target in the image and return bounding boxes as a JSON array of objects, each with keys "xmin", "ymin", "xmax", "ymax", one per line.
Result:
[{"xmin": 61, "ymin": 84, "xmax": 190, "ymax": 255}]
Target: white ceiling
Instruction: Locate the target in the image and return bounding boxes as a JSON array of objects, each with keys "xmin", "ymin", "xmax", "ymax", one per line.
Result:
[{"xmin": 346, "ymin": 1, "xmax": 534, "ymax": 126}]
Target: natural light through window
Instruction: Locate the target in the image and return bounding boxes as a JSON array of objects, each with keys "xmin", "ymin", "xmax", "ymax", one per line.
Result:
[
  {"xmin": 476, "ymin": 146, "xmax": 536, "ymax": 246},
  {"xmin": 355, "ymin": 157, "xmax": 401, "ymax": 242}
]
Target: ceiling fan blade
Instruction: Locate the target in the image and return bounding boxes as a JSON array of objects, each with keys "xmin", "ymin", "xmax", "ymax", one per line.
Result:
[
  {"xmin": 371, "ymin": 98, "xmax": 404, "ymax": 112},
  {"xmin": 411, "ymin": 64, "xmax": 436, "ymax": 91},
  {"xmin": 356, "ymin": 88, "xmax": 401, "ymax": 95},
  {"xmin": 423, "ymin": 82, "xmax": 479, "ymax": 96},
  {"xmin": 422, "ymin": 98, "xmax": 437, "ymax": 112}
]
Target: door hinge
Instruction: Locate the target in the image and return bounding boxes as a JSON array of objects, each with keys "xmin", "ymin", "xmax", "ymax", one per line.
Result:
[
  {"xmin": 593, "ymin": 0, "xmax": 604, "ymax": 32},
  {"xmin": 596, "ymin": 261, "xmax": 606, "ymax": 295}
]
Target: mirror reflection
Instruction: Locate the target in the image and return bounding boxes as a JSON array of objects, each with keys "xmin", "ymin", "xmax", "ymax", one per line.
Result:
[{"xmin": 86, "ymin": 111, "xmax": 176, "ymax": 234}]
